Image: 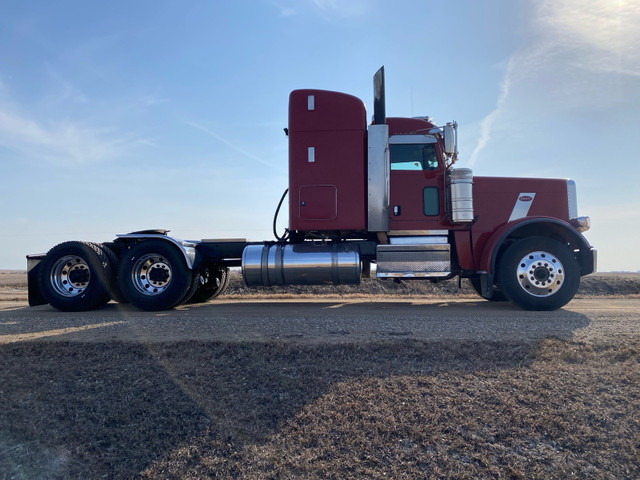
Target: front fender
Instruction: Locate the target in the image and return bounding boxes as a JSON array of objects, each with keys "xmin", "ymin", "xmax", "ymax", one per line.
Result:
[{"xmin": 478, "ymin": 217, "xmax": 595, "ymax": 276}]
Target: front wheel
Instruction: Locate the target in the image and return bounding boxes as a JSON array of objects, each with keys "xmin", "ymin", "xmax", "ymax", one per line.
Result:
[
  {"xmin": 497, "ymin": 237, "xmax": 580, "ymax": 311},
  {"xmin": 119, "ymin": 240, "xmax": 193, "ymax": 311}
]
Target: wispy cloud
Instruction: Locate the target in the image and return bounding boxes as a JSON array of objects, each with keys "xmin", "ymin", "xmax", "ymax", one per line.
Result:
[
  {"xmin": 468, "ymin": 60, "xmax": 513, "ymax": 168},
  {"xmin": 45, "ymin": 65, "xmax": 88, "ymax": 104},
  {"xmin": 0, "ymin": 108, "xmax": 143, "ymax": 166},
  {"xmin": 0, "ymin": 65, "xmax": 161, "ymax": 167},
  {"xmin": 185, "ymin": 120, "xmax": 277, "ymax": 169},
  {"xmin": 535, "ymin": 0, "xmax": 640, "ymax": 77},
  {"xmin": 271, "ymin": 0, "xmax": 367, "ymax": 19},
  {"xmin": 468, "ymin": 0, "xmax": 640, "ymax": 167}
]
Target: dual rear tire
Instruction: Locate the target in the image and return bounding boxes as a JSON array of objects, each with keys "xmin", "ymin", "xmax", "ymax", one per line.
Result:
[
  {"xmin": 117, "ymin": 240, "xmax": 193, "ymax": 311},
  {"xmin": 38, "ymin": 241, "xmax": 113, "ymax": 312},
  {"xmin": 39, "ymin": 240, "xmax": 196, "ymax": 312},
  {"xmin": 187, "ymin": 265, "xmax": 230, "ymax": 304}
]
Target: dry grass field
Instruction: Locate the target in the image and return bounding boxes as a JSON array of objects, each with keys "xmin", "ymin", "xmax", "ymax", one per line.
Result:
[
  {"xmin": 1, "ymin": 272, "xmax": 639, "ymax": 479},
  {"xmin": 2, "ymin": 270, "xmax": 639, "ymax": 301}
]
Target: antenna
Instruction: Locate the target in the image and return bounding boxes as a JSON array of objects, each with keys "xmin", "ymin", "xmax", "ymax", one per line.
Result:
[{"xmin": 411, "ymin": 88, "xmax": 414, "ymax": 117}]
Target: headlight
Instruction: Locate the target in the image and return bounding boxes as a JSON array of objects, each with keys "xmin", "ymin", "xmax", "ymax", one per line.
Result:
[{"xmin": 570, "ymin": 216, "xmax": 591, "ymax": 232}]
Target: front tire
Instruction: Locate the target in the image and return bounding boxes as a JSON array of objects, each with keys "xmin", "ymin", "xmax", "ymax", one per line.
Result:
[
  {"xmin": 497, "ymin": 237, "xmax": 580, "ymax": 311},
  {"xmin": 38, "ymin": 241, "xmax": 112, "ymax": 311},
  {"xmin": 119, "ymin": 240, "xmax": 193, "ymax": 311}
]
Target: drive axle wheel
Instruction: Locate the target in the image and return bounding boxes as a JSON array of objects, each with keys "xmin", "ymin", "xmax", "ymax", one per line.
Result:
[
  {"xmin": 497, "ymin": 237, "xmax": 580, "ymax": 311},
  {"xmin": 119, "ymin": 240, "xmax": 193, "ymax": 311},
  {"xmin": 187, "ymin": 266, "xmax": 230, "ymax": 304},
  {"xmin": 100, "ymin": 244, "xmax": 128, "ymax": 304},
  {"xmin": 38, "ymin": 241, "xmax": 112, "ymax": 311}
]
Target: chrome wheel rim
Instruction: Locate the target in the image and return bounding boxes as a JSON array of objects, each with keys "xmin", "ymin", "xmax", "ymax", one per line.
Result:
[
  {"xmin": 50, "ymin": 255, "xmax": 91, "ymax": 297},
  {"xmin": 131, "ymin": 254, "xmax": 172, "ymax": 296},
  {"xmin": 516, "ymin": 250, "xmax": 565, "ymax": 297}
]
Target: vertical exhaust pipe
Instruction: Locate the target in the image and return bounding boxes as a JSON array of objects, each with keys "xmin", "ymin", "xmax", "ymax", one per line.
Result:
[{"xmin": 373, "ymin": 66, "xmax": 386, "ymax": 125}]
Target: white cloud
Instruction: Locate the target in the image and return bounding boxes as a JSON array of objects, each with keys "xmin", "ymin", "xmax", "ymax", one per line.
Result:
[
  {"xmin": 469, "ymin": 0, "xmax": 640, "ymax": 167},
  {"xmin": 468, "ymin": 59, "xmax": 513, "ymax": 168},
  {"xmin": 535, "ymin": 0, "xmax": 640, "ymax": 77},
  {"xmin": 185, "ymin": 120, "xmax": 278, "ymax": 170},
  {"xmin": 0, "ymin": 108, "xmax": 142, "ymax": 166},
  {"xmin": 45, "ymin": 65, "xmax": 88, "ymax": 104},
  {"xmin": 270, "ymin": 0, "xmax": 367, "ymax": 19}
]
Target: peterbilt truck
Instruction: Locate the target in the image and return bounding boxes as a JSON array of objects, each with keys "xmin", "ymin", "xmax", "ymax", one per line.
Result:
[{"xmin": 27, "ymin": 67, "xmax": 596, "ymax": 312}]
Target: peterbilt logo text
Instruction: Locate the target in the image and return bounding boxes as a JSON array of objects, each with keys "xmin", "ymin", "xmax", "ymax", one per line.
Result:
[{"xmin": 519, "ymin": 195, "xmax": 534, "ymax": 202}]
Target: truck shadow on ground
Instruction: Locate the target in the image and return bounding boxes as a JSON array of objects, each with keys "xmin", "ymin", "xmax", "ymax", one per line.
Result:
[
  {"xmin": 1, "ymin": 298, "xmax": 590, "ymax": 344},
  {"xmin": 0, "ymin": 304, "xmax": 592, "ymax": 478}
]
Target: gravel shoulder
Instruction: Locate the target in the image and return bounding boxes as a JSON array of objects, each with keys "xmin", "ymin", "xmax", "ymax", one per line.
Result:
[
  {"xmin": 1, "ymin": 297, "xmax": 639, "ymax": 345},
  {"xmin": 1, "ymin": 271, "xmax": 639, "ymax": 345}
]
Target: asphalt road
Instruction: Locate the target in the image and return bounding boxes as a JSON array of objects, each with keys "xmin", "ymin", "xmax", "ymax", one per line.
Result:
[{"xmin": 1, "ymin": 297, "xmax": 638, "ymax": 345}]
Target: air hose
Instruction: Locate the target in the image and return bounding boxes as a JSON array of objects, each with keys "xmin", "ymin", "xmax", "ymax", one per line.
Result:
[{"xmin": 273, "ymin": 188, "xmax": 290, "ymax": 242}]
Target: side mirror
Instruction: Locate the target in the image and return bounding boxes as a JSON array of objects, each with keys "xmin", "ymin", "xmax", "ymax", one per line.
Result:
[{"xmin": 443, "ymin": 122, "xmax": 458, "ymax": 157}]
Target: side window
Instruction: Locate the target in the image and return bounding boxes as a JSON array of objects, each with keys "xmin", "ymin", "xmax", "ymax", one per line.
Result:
[
  {"xmin": 390, "ymin": 144, "xmax": 438, "ymax": 171},
  {"xmin": 423, "ymin": 187, "xmax": 439, "ymax": 216}
]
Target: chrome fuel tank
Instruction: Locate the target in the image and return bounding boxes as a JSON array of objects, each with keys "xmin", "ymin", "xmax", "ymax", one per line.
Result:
[{"xmin": 242, "ymin": 244, "xmax": 361, "ymax": 287}]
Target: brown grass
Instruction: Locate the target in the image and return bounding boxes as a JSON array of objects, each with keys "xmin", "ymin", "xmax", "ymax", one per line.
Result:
[
  {"xmin": 2, "ymin": 272, "xmax": 639, "ymax": 478},
  {"xmin": 1, "ymin": 339, "xmax": 639, "ymax": 479},
  {"xmin": 3, "ymin": 271, "xmax": 640, "ymax": 300}
]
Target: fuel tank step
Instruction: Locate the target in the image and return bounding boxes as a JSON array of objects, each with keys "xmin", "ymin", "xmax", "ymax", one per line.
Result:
[{"xmin": 376, "ymin": 243, "xmax": 451, "ymax": 278}]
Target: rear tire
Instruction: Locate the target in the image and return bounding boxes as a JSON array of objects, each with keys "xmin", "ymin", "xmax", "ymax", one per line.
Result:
[
  {"xmin": 187, "ymin": 266, "xmax": 230, "ymax": 304},
  {"xmin": 497, "ymin": 237, "xmax": 580, "ymax": 311},
  {"xmin": 100, "ymin": 245, "xmax": 128, "ymax": 304},
  {"xmin": 38, "ymin": 241, "xmax": 112, "ymax": 312},
  {"xmin": 119, "ymin": 240, "xmax": 193, "ymax": 311}
]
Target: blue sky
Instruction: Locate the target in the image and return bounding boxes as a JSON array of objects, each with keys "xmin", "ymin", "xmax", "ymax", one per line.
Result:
[{"xmin": 1, "ymin": 0, "xmax": 639, "ymax": 271}]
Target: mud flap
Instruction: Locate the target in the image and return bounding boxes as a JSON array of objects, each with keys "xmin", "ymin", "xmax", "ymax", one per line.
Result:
[
  {"xmin": 480, "ymin": 273, "xmax": 494, "ymax": 299},
  {"xmin": 27, "ymin": 255, "xmax": 48, "ymax": 306}
]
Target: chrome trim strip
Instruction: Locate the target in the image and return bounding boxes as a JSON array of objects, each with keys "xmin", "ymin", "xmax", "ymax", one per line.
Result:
[
  {"xmin": 377, "ymin": 272, "xmax": 451, "ymax": 278},
  {"xmin": 389, "ymin": 236, "xmax": 448, "ymax": 245},
  {"xmin": 388, "ymin": 230, "xmax": 448, "ymax": 236},
  {"xmin": 367, "ymin": 124, "xmax": 390, "ymax": 232},
  {"xmin": 378, "ymin": 244, "xmax": 450, "ymax": 252},
  {"xmin": 389, "ymin": 134, "xmax": 437, "ymax": 144},
  {"xmin": 566, "ymin": 179, "xmax": 578, "ymax": 219}
]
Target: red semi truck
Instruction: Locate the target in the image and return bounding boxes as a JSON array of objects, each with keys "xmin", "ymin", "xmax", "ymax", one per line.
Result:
[{"xmin": 27, "ymin": 68, "xmax": 596, "ymax": 312}]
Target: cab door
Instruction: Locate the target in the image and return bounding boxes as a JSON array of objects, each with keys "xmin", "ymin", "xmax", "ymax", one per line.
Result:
[{"xmin": 388, "ymin": 135, "xmax": 447, "ymax": 232}]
